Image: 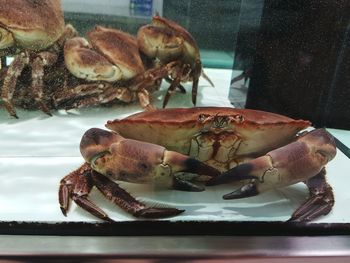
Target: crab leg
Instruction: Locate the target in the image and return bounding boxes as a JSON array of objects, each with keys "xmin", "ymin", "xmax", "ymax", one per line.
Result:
[
  {"xmin": 288, "ymin": 169, "xmax": 334, "ymax": 222},
  {"xmin": 191, "ymin": 60, "xmax": 202, "ymax": 105},
  {"xmin": 164, "ymin": 76, "xmax": 186, "ymax": 93},
  {"xmin": 207, "ymin": 129, "xmax": 337, "ymax": 222},
  {"xmin": 59, "ymin": 163, "xmax": 184, "ymax": 221},
  {"xmin": 163, "ymin": 60, "xmax": 203, "ymax": 107},
  {"xmin": 91, "ymin": 170, "xmax": 184, "ymax": 218},
  {"xmin": 54, "ymin": 83, "xmax": 112, "ymax": 104},
  {"xmin": 55, "ymin": 82, "xmax": 154, "ymax": 111},
  {"xmin": 1, "ymin": 52, "xmax": 29, "ymax": 118},
  {"xmin": 55, "ymin": 83, "xmax": 126, "ymax": 110},
  {"xmin": 201, "ymin": 69, "xmax": 215, "ymax": 88},
  {"xmin": 32, "ymin": 51, "xmax": 58, "ymax": 115},
  {"xmin": 59, "ymin": 163, "xmax": 113, "ymax": 222},
  {"xmin": 162, "ymin": 64, "xmax": 189, "ymax": 108}
]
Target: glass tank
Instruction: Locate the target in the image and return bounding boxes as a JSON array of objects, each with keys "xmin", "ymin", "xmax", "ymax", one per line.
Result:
[{"xmin": 0, "ymin": 0, "xmax": 349, "ymax": 242}]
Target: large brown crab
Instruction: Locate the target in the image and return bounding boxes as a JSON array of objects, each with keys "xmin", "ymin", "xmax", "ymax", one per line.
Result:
[
  {"xmin": 137, "ymin": 15, "xmax": 214, "ymax": 107},
  {"xmin": 59, "ymin": 107, "xmax": 336, "ymax": 222},
  {"xmin": 0, "ymin": 0, "xmax": 76, "ymax": 118}
]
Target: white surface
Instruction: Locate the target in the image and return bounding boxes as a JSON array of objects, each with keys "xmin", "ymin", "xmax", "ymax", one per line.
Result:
[
  {"xmin": 0, "ymin": 68, "xmax": 349, "ymax": 223},
  {"xmin": 328, "ymin": 128, "xmax": 350, "ymax": 148}
]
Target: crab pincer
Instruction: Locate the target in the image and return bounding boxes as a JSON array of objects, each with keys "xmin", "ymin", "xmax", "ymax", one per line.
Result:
[
  {"xmin": 207, "ymin": 129, "xmax": 337, "ymax": 222},
  {"xmin": 59, "ymin": 127, "xmax": 220, "ymax": 221}
]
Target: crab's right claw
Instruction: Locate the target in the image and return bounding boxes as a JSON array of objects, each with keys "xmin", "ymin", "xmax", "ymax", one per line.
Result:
[{"xmin": 207, "ymin": 129, "xmax": 337, "ymax": 222}]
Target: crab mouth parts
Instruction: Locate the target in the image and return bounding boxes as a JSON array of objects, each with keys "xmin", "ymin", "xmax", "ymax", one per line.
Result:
[{"xmin": 198, "ymin": 114, "xmax": 245, "ymax": 131}]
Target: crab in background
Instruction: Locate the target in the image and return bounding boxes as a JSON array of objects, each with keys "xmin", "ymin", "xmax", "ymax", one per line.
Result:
[
  {"xmin": 59, "ymin": 107, "xmax": 336, "ymax": 223},
  {"xmin": 53, "ymin": 15, "xmax": 213, "ymax": 111},
  {"xmin": 137, "ymin": 15, "xmax": 214, "ymax": 107},
  {"xmin": 0, "ymin": 10, "xmax": 213, "ymax": 115},
  {"xmin": 0, "ymin": 0, "xmax": 76, "ymax": 118},
  {"xmin": 53, "ymin": 26, "xmax": 170, "ymax": 111}
]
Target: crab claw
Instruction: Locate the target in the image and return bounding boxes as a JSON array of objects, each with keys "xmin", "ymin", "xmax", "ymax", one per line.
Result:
[
  {"xmin": 207, "ymin": 129, "xmax": 336, "ymax": 221},
  {"xmin": 60, "ymin": 127, "xmax": 222, "ymax": 220},
  {"xmin": 59, "ymin": 163, "xmax": 185, "ymax": 221},
  {"xmin": 80, "ymin": 128, "xmax": 220, "ymax": 190}
]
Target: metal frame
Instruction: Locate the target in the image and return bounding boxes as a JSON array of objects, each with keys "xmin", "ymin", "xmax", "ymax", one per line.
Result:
[{"xmin": 0, "ymin": 235, "xmax": 350, "ymax": 261}]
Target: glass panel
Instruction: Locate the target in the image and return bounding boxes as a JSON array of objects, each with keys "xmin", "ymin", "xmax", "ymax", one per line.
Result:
[{"xmin": 0, "ymin": 0, "xmax": 349, "ymax": 235}]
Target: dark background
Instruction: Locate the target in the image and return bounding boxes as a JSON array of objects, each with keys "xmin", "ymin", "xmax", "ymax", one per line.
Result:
[{"xmin": 239, "ymin": 0, "xmax": 350, "ymax": 129}]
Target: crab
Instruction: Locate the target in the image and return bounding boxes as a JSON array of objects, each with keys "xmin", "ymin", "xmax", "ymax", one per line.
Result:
[
  {"xmin": 54, "ymin": 15, "xmax": 213, "ymax": 111},
  {"xmin": 137, "ymin": 15, "xmax": 214, "ymax": 107},
  {"xmin": 53, "ymin": 26, "xmax": 179, "ymax": 111},
  {"xmin": 59, "ymin": 107, "xmax": 336, "ymax": 222},
  {"xmin": 53, "ymin": 15, "xmax": 211, "ymax": 111},
  {"xmin": 0, "ymin": 0, "xmax": 76, "ymax": 118}
]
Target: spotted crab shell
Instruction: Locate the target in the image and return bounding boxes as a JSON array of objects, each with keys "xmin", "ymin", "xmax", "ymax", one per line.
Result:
[
  {"xmin": 106, "ymin": 107, "xmax": 311, "ymax": 156},
  {"xmin": 0, "ymin": 0, "xmax": 65, "ymax": 49},
  {"xmin": 87, "ymin": 26, "xmax": 145, "ymax": 79}
]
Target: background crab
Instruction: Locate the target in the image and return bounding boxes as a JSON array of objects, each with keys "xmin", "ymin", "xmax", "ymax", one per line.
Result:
[
  {"xmin": 0, "ymin": 8, "xmax": 212, "ymax": 115},
  {"xmin": 59, "ymin": 107, "xmax": 336, "ymax": 222},
  {"xmin": 0, "ymin": 0, "xmax": 76, "ymax": 118},
  {"xmin": 52, "ymin": 26, "xmax": 175, "ymax": 111},
  {"xmin": 137, "ymin": 15, "xmax": 214, "ymax": 107},
  {"xmin": 54, "ymin": 15, "xmax": 213, "ymax": 111}
]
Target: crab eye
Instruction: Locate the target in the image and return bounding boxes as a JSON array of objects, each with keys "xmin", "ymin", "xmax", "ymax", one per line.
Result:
[
  {"xmin": 198, "ymin": 114, "xmax": 208, "ymax": 122},
  {"xmin": 234, "ymin": 114, "xmax": 245, "ymax": 123}
]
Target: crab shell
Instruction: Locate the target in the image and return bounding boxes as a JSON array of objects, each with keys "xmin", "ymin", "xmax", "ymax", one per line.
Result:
[
  {"xmin": 137, "ymin": 15, "xmax": 200, "ymax": 64},
  {"xmin": 106, "ymin": 107, "xmax": 311, "ymax": 165},
  {"xmin": 64, "ymin": 26, "xmax": 145, "ymax": 82},
  {"xmin": 0, "ymin": 0, "xmax": 65, "ymax": 50}
]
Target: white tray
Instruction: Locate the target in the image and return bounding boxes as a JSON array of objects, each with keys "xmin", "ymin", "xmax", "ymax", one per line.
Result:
[{"xmin": 0, "ymin": 68, "xmax": 349, "ymax": 224}]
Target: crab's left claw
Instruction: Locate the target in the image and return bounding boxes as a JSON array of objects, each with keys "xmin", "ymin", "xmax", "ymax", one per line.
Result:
[
  {"xmin": 74, "ymin": 128, "xmax": 221, "ymax": 219},
  {"xmin": 207, "ymin": 129, "xmax": 337, "ymax": 222},
  {"xmin": 80, "ymin": 128, "xmax": 220, "ymax": 190}
]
